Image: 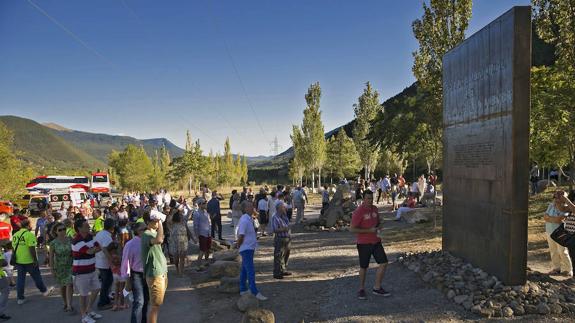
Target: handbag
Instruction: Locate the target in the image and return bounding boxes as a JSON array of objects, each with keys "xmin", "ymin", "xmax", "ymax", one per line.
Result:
[
  {"xmin": 10, "ymin": 231, "xmax": 23, "ymax": 266},
  {"xmin": 550, "ymin": 223, "xmax": 575, "ymax": 248}
]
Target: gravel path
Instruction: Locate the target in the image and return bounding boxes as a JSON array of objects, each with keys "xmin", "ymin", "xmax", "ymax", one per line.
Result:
[{"xmin": 192, "ymin": 205, "xmax": 478, "ymax": 322}]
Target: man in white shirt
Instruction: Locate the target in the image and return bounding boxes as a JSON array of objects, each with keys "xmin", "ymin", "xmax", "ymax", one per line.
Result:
[
  {"xmin": 94, "ymin": 218, "xmax": 115, "ymax": 310},
  {"xmin": 235, "ymin": 201, "xmax": 267, "ymax": 301}
]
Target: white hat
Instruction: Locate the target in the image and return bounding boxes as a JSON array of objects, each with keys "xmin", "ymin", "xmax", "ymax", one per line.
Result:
[{"xmin": 150, "ymin": 210, "xmax": 166, "ymax": 222}]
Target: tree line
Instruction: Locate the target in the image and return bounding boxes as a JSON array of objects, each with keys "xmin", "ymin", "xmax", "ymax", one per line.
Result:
[
  {"xmin": 108, "ymin": 131, "xmax": 248, "ymax": 193},
  {"xmin": 291, "ymin": 0, "xmax": 575, "ymax": 189}
]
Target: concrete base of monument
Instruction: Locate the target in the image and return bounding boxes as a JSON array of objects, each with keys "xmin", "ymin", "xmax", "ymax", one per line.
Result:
[{"xmin": 400, "ymin": 250, "xmax": 575, "ymax": 319}]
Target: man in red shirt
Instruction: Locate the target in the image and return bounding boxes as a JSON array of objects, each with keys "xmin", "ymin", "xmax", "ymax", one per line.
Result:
[{"xmin": 350, "ymin": 190, "xmax": 390, "ymax": 300}]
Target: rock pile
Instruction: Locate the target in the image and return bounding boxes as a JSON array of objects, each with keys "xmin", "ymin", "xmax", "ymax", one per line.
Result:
[
  {"xmin": 399, "ymin": 250, "xmax": 575, "ymax": 318},
  {"xmin": 241, "ymin": 308, "xmax": 275, "ymax": 323},
  {"xmin": 304, "ymin": 184, "xmax": 356, "ymax": 232}
]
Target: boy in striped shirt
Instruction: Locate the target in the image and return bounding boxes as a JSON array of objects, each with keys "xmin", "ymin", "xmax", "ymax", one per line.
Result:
[{"xmin": 72, "ymin": 218, "xmax": 104, "ymax": 323}]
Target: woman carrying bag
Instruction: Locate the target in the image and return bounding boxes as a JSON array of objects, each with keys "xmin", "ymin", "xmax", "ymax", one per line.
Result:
[{"xmin": 552, "ymin": 191, "xmax": 575, "ymax": 273}]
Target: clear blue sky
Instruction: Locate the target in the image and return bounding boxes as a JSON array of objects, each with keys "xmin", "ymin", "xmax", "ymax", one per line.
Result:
[{"xmin": 0, "ymin": 0, "xmax": 530, "ymax": 156}]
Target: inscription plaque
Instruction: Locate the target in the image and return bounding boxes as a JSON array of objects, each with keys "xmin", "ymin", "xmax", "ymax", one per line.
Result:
[{"xmin": 442, "ymin": 6, "xmax": 531, "ymax": 285}]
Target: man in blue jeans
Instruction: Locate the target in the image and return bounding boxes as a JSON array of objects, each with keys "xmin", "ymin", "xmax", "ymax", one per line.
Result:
[
  {"xmin": 235, "ymin": 201, "xmax": 267, "ymax": 301},
  {"xmin": 121, "ymin": 222, "xmax": 149, "ymax": 323},
  {"xmin": 12, "ymin": 218, "xmax": 53, "ymax": 305},
  {"xmin": 94, "ymin": 218, "xmax": 115, "ymax": 310}
]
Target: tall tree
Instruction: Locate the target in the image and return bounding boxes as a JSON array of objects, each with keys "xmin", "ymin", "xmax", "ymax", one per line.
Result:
[
  {"xmin": 411, "ymin": 0, "xmax": 472, "ymax": 170},
  {"xmin": 241, "ymin": 155, "xmax": 249, "ymax": 185},
  {"xmin": 325, "ymin": 128, "xmax": 361, "ymax": 182},
  {"xmin": 0, "ymin": 122, "xmax": 33, "ymax": 200},
  {"xmin": 301, "ymin": 82, "xmax": 327, "ymax": 190},
  {"xmin": 290, "ymin": 125, "xmax": 306, "ymax": 185},
  {"xmin": 353, "ymin": 82, "xmax": 382, "ymax": 180},
  {"xmin": 221, "ymin": 137, "xmax": 234, "ymax": 186},
  {"xmin": 109, "ymin": 145, "xmax": 154, "ymax": 191},
  {"xmin": 533, "ymin": 0, "xmax": 575, "ymax": 185}
]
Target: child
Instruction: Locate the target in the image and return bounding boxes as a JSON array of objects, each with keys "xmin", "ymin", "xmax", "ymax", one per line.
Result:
[{"xmin": 108, "ymin": 242, "xmax": 127, "ymax": 310}]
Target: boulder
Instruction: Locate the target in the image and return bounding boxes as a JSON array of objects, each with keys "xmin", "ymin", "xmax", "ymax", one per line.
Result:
[
  {"xmin": 209, "ymin": 260, "xmax": 241, "ymax": 278},
  {"xmin": 401, "ymin": 208, "xmax": 438, "ymax": 224},
  {"xmin": 241, "ymin": 308, "xmax": 275, "ymax": 323},
  {"xmin": 237, "ymin": 293, "xmax": 259, "ymax": 312},
  {"xmin": 210, "ymin": 240, "xmax": 227, "ymax": 252},
  {"xmin": 213, "ymin": 249, "xmax": 240, "ymax": 262},
  {"xmin": 218, "ymin": 276, "xmax": 240, "ymax": 294},
  {"xmin": 537, "ymin": 180, "xmax": 556, "ymax": 193}
]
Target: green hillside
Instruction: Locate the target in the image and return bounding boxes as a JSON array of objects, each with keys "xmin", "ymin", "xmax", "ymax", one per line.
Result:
[
  {"xmin": 0, "ymin": 115, "xmax": 106, "ymax": 171},
  {"xmin": 50, "ymin": 129, "xmax": 185, "ymax": 164},
  {"xmin": 0, "ymin": 115, "xmax": 187, "ymax": 173}
]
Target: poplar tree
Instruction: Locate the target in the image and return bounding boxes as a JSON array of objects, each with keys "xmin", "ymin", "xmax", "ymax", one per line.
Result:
[
  {"xmin": 325, "ymin": 128, "xmax": 361, "ymax": 182},
  {"xmin": 353, "ymin": 82, "xmax": 381, "ymax": 180},
  {"xmin": 533, "ymin": 0, "xmax": 575, "ymax": 186},
  {"xmin": 290, "ymin": 125, "xmax": 306, "ymax": 185},
  {"xmin": 301, "ymin": 82, "xmax": 327, "ymax": 190},
  {"xmin": 411, "ymin": 0, "xmax": 472, "ymax": 170}
]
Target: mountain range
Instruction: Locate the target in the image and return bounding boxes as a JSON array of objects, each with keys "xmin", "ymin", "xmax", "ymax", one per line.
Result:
[{"xmin": 0, "ymin": 115, "xmax": 277, "ymax": 172}]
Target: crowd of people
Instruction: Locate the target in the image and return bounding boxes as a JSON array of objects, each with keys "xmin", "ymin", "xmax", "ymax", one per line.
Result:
[
  {"xmin": 0, "ymin": 183, "xmax": 313, "ymax": 322},
  {"xmin": 7, "ymin": 172, "xmax": 575, "ymax": 321}
]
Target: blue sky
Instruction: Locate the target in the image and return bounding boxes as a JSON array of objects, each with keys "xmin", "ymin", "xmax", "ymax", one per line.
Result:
[{"xmin": 0, "ymin": 0, "xmax": 530, "ymax": 156}]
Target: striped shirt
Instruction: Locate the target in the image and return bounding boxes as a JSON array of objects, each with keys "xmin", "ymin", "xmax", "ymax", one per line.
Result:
[
  {"xmin": 564, "ymin": 215, "xmax": 575, "ymax": 234},
  {"xmin": 271, "ymin": 213, "xmax": 290, "ymax": 238},
  {"xmin": 72, "ymin": 233, "xmax": 99, "ymax": 275}
]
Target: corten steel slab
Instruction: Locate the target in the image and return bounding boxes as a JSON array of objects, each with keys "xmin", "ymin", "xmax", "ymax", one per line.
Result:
[{"xmin": 442, "ymin": 6, "xmax": 531, "ymax": 285}]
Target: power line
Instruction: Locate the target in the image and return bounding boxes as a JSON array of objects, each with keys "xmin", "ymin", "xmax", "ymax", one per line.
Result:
[
  {"xmin": 26, "ymin": 0, "xmax": 115, "ymax": 67},
  {"xmin": 116, "ymin": 1, "xmax": 252, "ymax": 146},
  {"xmin": 207, "ymin": 0, "xmax": 267, "ymax": 138}
]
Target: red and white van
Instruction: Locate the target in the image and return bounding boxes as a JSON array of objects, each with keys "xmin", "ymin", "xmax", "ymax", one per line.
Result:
[{"xmin": 90, "ymin": 172, "xmax": 110, "ymax": 193}]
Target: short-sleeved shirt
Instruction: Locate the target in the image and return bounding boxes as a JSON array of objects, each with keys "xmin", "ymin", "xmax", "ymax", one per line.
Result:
[
  {"xmin": 351, "ymin": 204, "xmax": 381, "ymax": 245},
  {"xmin": 93, "ymin": 217, "xmax": 104, "ymax": 233},
  {"xmin": 141, "ymin": 229, "xmax": 167, "ymax": 278},
  {"xmin": 0, "ymin": 222, "xmax": 12, "ymax": 240},
  {"xmin": 12, "ymin": 228, "xmax": 37, "ymax": 264},
  {"xmin": 238, "ymin": 214, "xmax": 258, "ymax": 252},
  {"xmin": 94, "ymin": 230, "xmax": 113, "ymax": 269},
  {"xmin": 546, "ymin": 203, "xmax": 568, "ymax": 234}
]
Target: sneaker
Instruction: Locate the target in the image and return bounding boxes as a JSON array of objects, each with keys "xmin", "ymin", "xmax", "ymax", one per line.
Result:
[
  {"xmin": 282, "ymin": 272, "xmax": 293, "ymax": 276},
  {"xmin": 357, "ymin": 289, "xmax": 367, "ymax": 300},
  {"xmin": 0, "ymin": 314, "xmax": 11, "ymax": 321},
  {"xmin": 255, "ymin": 293, "xmax": 268, "ymax": 301},
  {"xmin": 82, "ymin": 315, "xmax": 96, "ymax": 323},
  {"xmin": 42, "ymin": 286, "xmax": 54, "ymax": 297},
  {"xmin": 17, "ymin": 299, "xmax": 25, "ymax": 305},
  {"xmin": 372, "ymin": 288, "xmax": 391, "ymax": 297},
  {"xmin": 88, "ymin": 311, "xmax": 103, "ymax": 319},
  {"xmin": 239, "ymin": 291, "xmax": 249, "ymax": 296},
  {"xmin": 273, "ymin": 274, "xmax": 284, "ymax": 279}
]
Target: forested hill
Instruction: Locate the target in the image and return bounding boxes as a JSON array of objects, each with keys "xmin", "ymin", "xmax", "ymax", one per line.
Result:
[
  {"xmin": 0, "ymin": 115, "xmax": 184, "ymax": 172},
  {"xmin": 248, "ymin": 26, "xmax": 556, "ymax": 183}
]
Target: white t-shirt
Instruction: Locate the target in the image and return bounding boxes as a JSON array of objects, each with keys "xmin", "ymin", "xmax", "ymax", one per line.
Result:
[
  {"xmin": 94, "ymin": 230, "xmax": 113, "ymax": 269},
  {"xmin": 117, "ymin": 211, "xmax": 128, "ymax": 220},
  {"xmin": 237, "ymin": 214, "xmax": 258, "ymax": 252},
  {"xmin": 257, "ymin": 199, "xmax": 268, "ymax": 212}
]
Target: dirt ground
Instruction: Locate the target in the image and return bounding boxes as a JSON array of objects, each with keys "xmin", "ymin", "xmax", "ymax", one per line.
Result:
[{"xmin": 9, "ymin": 190, "xmax": 573, "ymax": 323}]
